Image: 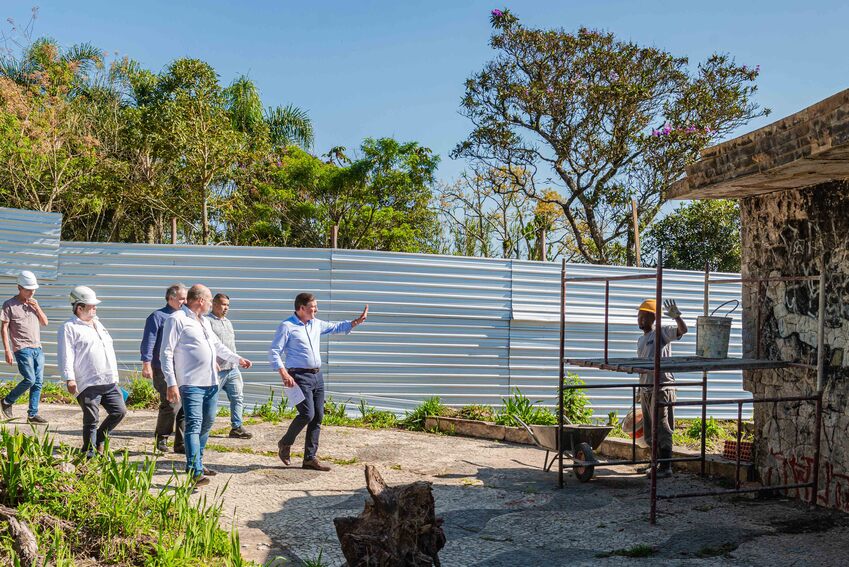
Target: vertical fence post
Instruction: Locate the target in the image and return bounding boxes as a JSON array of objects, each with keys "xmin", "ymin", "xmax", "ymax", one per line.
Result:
[
  {"xmin": 558, "ymin": 258, "xmax": 567, "ymax": 489},
  {"xmin": 604, "ymin": 281, "xmax": 610, "ymax": 363},
  {"xmin": 650, "ymin": 251, "xmax": 663, "ymax": 525},
  {"xmin": 701, "ymin": 263, "xmax": 709, "ymax": 477}
]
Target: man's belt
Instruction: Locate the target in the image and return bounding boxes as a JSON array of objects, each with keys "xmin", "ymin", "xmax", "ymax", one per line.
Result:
[{"xmin": 288, "ymin": 367, "xmax": 320, "ymax": 374}]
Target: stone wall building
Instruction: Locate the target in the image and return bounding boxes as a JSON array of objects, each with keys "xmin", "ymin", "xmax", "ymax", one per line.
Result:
[{"xmin": 671, "ymin": 89, "xmax": 849, "ymax": 511}]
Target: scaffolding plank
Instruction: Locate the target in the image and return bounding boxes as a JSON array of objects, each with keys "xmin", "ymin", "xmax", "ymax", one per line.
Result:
[{"xmin": 565, "ymin": 356, "xmax": 794, "ymax": 374}]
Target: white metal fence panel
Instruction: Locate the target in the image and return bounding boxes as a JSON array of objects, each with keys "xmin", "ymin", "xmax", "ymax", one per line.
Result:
[
  {"xmin": 0, "ymin": 207, "xmax": 61, "ymax": 280},
  {"xmin": 0, "ymin": 207, "xmax": 748, "ymax": 419}
]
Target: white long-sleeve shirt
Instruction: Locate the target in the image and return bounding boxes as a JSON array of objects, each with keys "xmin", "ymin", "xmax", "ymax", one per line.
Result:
[
  {"xmin": 160, "ymin": 307, "xmax": 241, "ymax": 388},
  {"xmin": 57, "ymin": 316, "xmax": 119, "ymax": 396}
]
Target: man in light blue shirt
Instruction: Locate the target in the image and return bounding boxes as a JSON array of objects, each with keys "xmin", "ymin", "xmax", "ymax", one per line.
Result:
[{"xmin": 269, "ymin": 292, "xmax": 367, "ymax": 471}]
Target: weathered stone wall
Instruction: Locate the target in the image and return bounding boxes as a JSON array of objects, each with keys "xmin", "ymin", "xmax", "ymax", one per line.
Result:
[{"xmin": 741, "ymin": 180, "xmax": 849, "ymax": 510}]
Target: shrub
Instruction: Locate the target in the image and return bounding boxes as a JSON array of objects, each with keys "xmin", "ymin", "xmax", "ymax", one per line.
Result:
[
  {"xmin": 686, "ymin": 417, "xmax": 725, "ymax": 440},
  {"xmin": 250, "ymin": 389, "xmax": 297, "ymax": 422},
  {"xmin": 561, "ymin": 372, "xmax": 593, "ymax": 424},
  {"xmin": 124, "ymin": 375, "xmax": 160, "ymax": 410},
  {"xmin": 217, "ymin": 406, "xmax": 231, "ymax": 417},
  {"xmin": 0, "ymin": 380, "xmax": 75, "ymax": 405},
  {"xmin": 357, "ymin": 399, "xmax": 398, "ymax": 429},
  {"xmin": 400, "ymin": 396, "xmax": 446, "ymax": 430},
  {"xmin": 495, "ymin": 388, "xmax": 557, "ymax": 426},
  {"xmin": 0, "ymin": 427, "xmax": 247, "ymax": 565},
  {"xmin": 323, "ymin": 397, "xmax": 355, "ymax": 426},
  {"xmin": 458, "ymin": 404, "xmax": 496, "ymax": 422}
]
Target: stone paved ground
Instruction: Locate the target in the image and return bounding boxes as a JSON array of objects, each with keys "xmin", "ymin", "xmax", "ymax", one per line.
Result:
[{"xmin": 10, "ymin": 404, "xmax": 849, "ymax": 566}]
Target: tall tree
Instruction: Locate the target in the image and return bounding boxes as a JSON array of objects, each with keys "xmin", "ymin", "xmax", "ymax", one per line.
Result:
[{"xmin": 453, "ymin": 9, "xmax": 768, "ymax": 264}]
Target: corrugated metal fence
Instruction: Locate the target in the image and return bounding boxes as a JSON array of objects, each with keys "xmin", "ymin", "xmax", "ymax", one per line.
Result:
[{"xmin": 0, "ymin": 208, "xmax": 747, "ymax": 418}]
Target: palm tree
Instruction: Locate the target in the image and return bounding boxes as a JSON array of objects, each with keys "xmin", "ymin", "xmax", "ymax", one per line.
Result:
[{"xmin": 265, "ymin": 103, "xmax": 314, "ymax": 150}]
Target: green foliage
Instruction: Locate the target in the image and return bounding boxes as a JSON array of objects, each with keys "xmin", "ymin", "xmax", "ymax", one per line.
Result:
[
  {"xmin": 496, "ymin": 388, "xmax": 557, "ymax": 426},
  {"xmin": 561, "ymin": 373, "xmax": 593, "ymax": 424},
  {"xmin": 249, "ymin": 389, "xmax": 297, "ymax": 423},
  {"xmin": 686, "ymin": 417, "xmax": 725, "ymax": 440},
  {"xmin": 453, "ymin": 10, "xmax": 768, "ymax": 265},
  {"xmin": 124, "ymin": 375, "xmax": 159, "ymax": 410},
  {"xmin": 0, "ymin": 427, "xmax": 249, "ymax": 565},
  {"xmin": 357, "ymin": 399, "xmax": 398, "ymax": 429},
  {"xmin": 400, "ymin": 396, "xmax": 446, "ymax": 431},
  {"xmin": 643, "ymin": 199, "xmax": 741, "ymax": 272},
  {"xmin": 217, "ymin": 406, "xmax": 231, "ymax": 417},
  {"xmin": 458, "ymin": 404, "xmax": 496, "ymax": 422},
  {"xmin": 323, "ymin": 397, "xmax": 354, "ymax": 426},
  {"xmin": 0, "ymin": 380, "xmax": 75, "ymax": 405}
]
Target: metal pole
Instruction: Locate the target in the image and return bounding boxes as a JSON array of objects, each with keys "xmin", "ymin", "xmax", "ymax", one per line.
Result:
[
  {"xmin": 632, "ymin": 386, "xmax": 637, "ymax": 463},
  {"xmin": 816, "ymin": 272, "xmax": 826, "ymax": 392},
  {"xmin": 632, "ymin": 197, "xmax": 641, "ymax": 268},
  {"xmin": 650, "ymin": 250, "xmax": 663, "ymax": 525},
  {"xmin": 736, "ymin": 402, "xmax": 743, "ymax": 490},
  {"xmin": 558, "ymin": 258, "xmax": 567, "ymax": 489},
  {"xmin": 812, "ymin": 393, "xmax": 823, "ymax": 506},
  {"xmin": 701, "ymin": 263, "xmax": 709, "ymax": 477},
  {"xmin": 604, "ymin": 281, "xmax": 610, "ymax": 363}
]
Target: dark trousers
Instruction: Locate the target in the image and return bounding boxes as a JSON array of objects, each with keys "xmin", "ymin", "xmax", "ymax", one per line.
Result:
[
  {"xmin": 280, "ymin": 370, "xmax": 325, "ymax": 461},
  {"xmin": 77, "ymin": 383, "xmax": 127, "ymax": 456},
  {"xmin": 152, "ymin": 366, "xmax": 184, "ymax": 447}
]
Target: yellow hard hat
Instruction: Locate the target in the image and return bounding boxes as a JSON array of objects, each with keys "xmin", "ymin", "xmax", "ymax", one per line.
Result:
[{"xmin": 638, "ymin": 299, "xmax": 657, "ymax": 313}]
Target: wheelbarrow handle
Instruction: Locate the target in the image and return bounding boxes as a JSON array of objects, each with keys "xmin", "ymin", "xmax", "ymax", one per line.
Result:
[{"xmin": 511, "ymin": 415, "xmax": 544, "ymax": 448}]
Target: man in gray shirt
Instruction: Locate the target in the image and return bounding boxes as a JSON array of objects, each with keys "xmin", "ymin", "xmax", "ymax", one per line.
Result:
[
  {"xmin": 637, "ymin": 298, "xmax": 688, "ymax": 478},
  {"xmin": 208, "ymin": 293, "xmax": 251, "ymax": 439}
]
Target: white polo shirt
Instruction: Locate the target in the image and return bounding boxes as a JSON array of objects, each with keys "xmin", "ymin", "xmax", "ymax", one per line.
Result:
[
  {"xmin": 57, "ymin": 316, "xmax": 119, "ymax": 396},
  {"xmin": 160, "ymin": 307, "xmax": 241, "ymax": 388}
]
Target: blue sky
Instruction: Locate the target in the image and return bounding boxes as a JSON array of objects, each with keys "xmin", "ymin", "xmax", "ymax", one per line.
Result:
[{"xmin": 4, "ymin": 1, "xmax": 848, "ymax": 186}]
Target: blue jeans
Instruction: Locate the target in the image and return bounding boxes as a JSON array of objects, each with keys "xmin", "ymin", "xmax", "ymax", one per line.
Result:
[
  {"xmin": 4, "ymin": 347, "xmax": 44, "ymax": 418},
  {"xmin": 179, "ymin": 385, "xmax": 218, "ymax": 477},
  {"xmin": 218, "ymin": 368, "xmax": 244, "ymax": 429}
]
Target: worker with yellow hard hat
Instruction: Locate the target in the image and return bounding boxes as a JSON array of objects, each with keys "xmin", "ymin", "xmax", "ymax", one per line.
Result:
[{"xmin": 636, "ymin": 297, "xmax": 688, "ymax": 478}]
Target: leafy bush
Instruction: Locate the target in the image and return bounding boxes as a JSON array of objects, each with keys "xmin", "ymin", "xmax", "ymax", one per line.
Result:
[
  {"xmin": 250, "ymin": 389, "xmax": 297, "ymax": 422},
  {"xmin": 323, "ymin": 397, "xmax": 354, "ymax": 426},
  {"xmin": 357, "ymin": 399, "xmax": 398, "ymax": 429},
  {"xmin": 458, "ymin": 404, "xmax": 496, "ymax": 422},
  {"xmin": 124, "ymin": 375, "xmax": 160, "ymax": 410},
  {"xmin": 0, "ymin": 427, "xmax": 248, "ymax": 565},
  {"xmin": 217, "ymin": 406, "xmax": 231, "ymax": 417},
  {"xmin": 495, "ymin": 388, "xmax": 557, "ymax": 426},
  {"xmin": 400, "ymin": 396, "xmax": 446, "ymax": 430},
  {"xmin": 686, "ymin": 417, "xmax": 725, "ymax": 440},
  {"xmin": 561, "ymin": 372, "xmax": 593, "ymax": 424}
]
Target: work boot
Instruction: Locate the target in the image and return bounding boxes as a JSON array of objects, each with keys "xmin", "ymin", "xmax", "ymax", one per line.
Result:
[
  {"xmin": 302, "ymin": 458, "xmax": 331, "ymax": 472},
  {"xmin": 277, "ymin": 440, "xmax": 291, "ymax": 465},
  {"xmin": 647, "ymin": 447, "xmax": 674, "ymax": 479},
  {"xmin": 156, "ymin": 437, "xmax": 170, "ymax": 453},
  {"xmin": 229, "ymin": 426, "xmax": 253, "ymax": 439},
  {"xmin": 1, "ymin": 400, "xmax": 13, "ymax": 420},
  {"xmin": 27, "ymin": 414, "xmax": 48, "ymax": 425},
  {"xmin": 173, "ymin": 443, "xmax": 185, "ymax": 455}
]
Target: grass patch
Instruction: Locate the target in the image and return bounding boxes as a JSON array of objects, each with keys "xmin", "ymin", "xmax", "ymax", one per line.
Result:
[
  {"xmin": 124, "ymin": 375, "xmax": 160, "ymax": 410},
  {"xmin": 458, "ymin": 404, "xmax": 495, "ymax": 422},
  {"xmin": 0, "ymin": 380, "xmax": 75, "ymax": 405},
  {"xmin": 205, "ymin": 443, "xmax": 276, "ymax": 458},
  {"xmin": 0, "ymin": 426, "xmax": 253, "ymax": 565},
  {"xmin": 217, "ymin": 406, "xmax": 231, "ymax": 417},
  {"xmin": 400, "ymin": 396, "xmax": 447, "ymax": 431},
  {"xmin": 249, "ymin": 389, "xmax": 298, "ymax": 423},
  {"xmin": 696, "ymin": 542, "xmax": 738, "ymax": 557},
  {"xmin": 597, "ymin": 544, "xmax": 656, "ymax": 558}
]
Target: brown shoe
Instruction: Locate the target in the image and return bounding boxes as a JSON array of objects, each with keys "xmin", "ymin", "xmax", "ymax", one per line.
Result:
[
  {"xmin": 302, "ymin": 458, "xmax": 331, "ymax": 472},
  {"xmin": 277, "ymin": 441, "xmax": 291, "ymax": 465}
]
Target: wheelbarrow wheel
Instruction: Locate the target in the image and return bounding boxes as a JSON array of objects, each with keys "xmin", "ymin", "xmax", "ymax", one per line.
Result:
[{"xmin": 573, "ymin": 442, "xmax": 596, "ymax": 482}]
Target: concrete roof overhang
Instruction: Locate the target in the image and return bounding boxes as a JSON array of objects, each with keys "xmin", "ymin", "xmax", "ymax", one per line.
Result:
[{"xmin": 669, "ymin": 89, "xmax": 849, "ymax": 199}]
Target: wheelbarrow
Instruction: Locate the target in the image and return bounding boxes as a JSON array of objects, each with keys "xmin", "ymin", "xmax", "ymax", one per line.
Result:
[{"xmin": 514, "ymin": 416, "xmax": 612, "ymax": 482}]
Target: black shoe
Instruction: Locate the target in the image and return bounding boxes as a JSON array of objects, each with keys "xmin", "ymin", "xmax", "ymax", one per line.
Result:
[
  {"xmin": 0, "ymin": 400, "xmax": 12, "ymax": 420},
  {"xmin": 202, "ymin": 466, "xmax": 218, "ymax": 476},
  {"xmin": 156, "ymin": 438, "xmax": 169, "ymax": 453},
  {"xmin": 173, "ymin": 444, "xmax": 185, "ymax": 455},
  {"xmin": 27, "ymin": 414, "xmax": 48, "ymax": 424},
  {"xmin": 229, "ymin": 426, "xmax": 252, "ymax": 439},
  {"xmin": 302, "ymin": 458, "xmax": 331, "ymax": 472}
]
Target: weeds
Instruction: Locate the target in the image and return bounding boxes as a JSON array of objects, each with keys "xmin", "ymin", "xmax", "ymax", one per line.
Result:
[
  {"xmin": 0, "ymin": 380, "xmax": 74, "ymax": 405},
  {"xmin": 124, "ymin": 375, "xmax": 160, "ymax": 410},
  {"xmin": 561, "ymin": 372, "xmax": 593, "ymax": 424},
  {"xmin": 458, "ymin": 404, "xmax": 495, "ymax": 422},
  {"xmin": 250, "ymin": 389, "xmax": 297, "ymax": 423},
  {"xmin": 495, "ymin": 389, "xmax": 556, "ymax": 426},
  {"xmin": 217, "ymin": 406, "xmax": 231, "ymax": 417},
  {"xmin": 686, "ymin": 416, "xmax": 725, "ymax": 440},
  {"xmin": 0, "ymin": 426, "xmax": 251, "ymax": 565},
  {"xmin": 597, "ymin": 543, "xmax": 656, "ymax": 558},
  {"xmin": 400, "ymin": 396, "xmax": 446, "ymax": 430}
]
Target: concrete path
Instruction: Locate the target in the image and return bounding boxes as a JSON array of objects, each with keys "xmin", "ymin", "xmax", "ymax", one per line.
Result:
[{"xmin": 11, "ymin": 404, "xmax": 849, "ymax": 566}]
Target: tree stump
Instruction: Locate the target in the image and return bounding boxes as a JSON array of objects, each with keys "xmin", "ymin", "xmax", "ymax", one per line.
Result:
[
  {"xmin": 0, "ymin": 505, "xmax": 39, "ymax": 567},
  {"xmin": 334, "ymin": 465, "xmax": 446, "ymax": 566}
]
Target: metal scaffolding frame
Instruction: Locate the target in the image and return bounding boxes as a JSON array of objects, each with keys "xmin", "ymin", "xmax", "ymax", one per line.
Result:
[{"xmin": 557, "ymin": 252, "xmax": 826, "ymax": 524}]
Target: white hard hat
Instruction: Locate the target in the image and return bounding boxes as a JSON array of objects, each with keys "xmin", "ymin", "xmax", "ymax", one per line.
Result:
[
  {"xmin": 17, "ymin": 270, "xmax": 39, "ymax": 290},
  {"xmin": 69, "ymin": 286, "xmax": 101, "ymax": 306}
]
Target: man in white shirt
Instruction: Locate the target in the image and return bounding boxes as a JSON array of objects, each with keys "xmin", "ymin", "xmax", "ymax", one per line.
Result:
[
  {"xmin": 58, "ymin": 286, "xmax": 126, "ymax": 458},
  {"xmin": 160, "ymin": 284, "xmax": 252, "ymax": 486}
]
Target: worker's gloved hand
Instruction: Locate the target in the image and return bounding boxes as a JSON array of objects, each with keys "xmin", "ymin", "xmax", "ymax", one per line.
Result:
[{"xmin": 663, "ymin": 299, "xmax": 682, "ymax": 319}]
